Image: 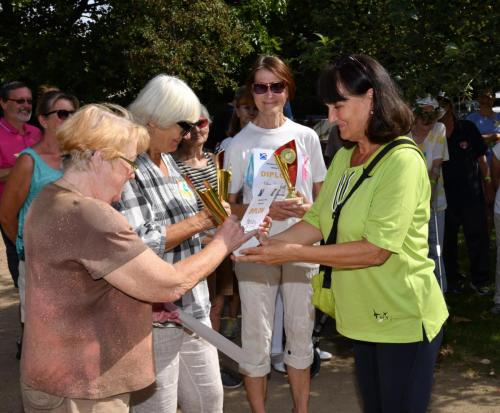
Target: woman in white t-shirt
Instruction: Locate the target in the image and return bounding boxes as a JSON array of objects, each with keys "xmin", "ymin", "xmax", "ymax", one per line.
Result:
[
  {"xmin": 410, "ymin": 96, "xmax": 449, "ymax": 291},
  {"xmin": 225, "ymin": 55, "xmax": 326, "ymax": 413}
]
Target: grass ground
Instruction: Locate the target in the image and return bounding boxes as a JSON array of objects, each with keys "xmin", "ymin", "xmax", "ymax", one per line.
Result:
[{"xmin": 440, "ymin": 226, "xmax": 500, "ymax": 377}]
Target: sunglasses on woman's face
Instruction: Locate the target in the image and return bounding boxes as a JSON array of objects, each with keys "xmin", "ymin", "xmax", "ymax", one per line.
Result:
[
  {"xmin": 193, "ymin": 118, "xmax": 209, "ymax": 129},
  {"xmin": 177, "ymin": 121, "xmax": 195, "ymax": 137},
  {"xmin": 45, "ymin": 109, "xmax": 75, "ymax": 120},
  {"xmin": 252, "ymin": 81, "xmax": 286, "ymax": 95}
]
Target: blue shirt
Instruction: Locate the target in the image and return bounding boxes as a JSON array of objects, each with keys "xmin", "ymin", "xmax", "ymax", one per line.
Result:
[
  {"xmin": 17, "ymin": 147, "xmax": 62, "ymax": 259},
  {"xmin": 466, "ymin": 112, "xmax": 500, "ymax": 135}
]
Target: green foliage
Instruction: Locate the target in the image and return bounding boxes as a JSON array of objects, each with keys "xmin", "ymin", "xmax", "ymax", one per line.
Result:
[
  {"xmin": 0, "ymin": 0, "xmax": 254, "ymax": 103},
  {"xmin": 267, "ymin": 0, "xmax": 499, "ymax": 115},
  {"xmin": 0, "ymin": 0, "xmax": 498, "ymax": 115}
]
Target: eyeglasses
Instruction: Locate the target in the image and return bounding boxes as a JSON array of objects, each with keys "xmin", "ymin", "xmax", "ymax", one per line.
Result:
[
  {"xmin": 118, "ymin": 155, "xmax": 138, "ymax": 171},
  {"xmin": 252, "ymin": 81, "xmax": 287, "ymax": 95},
  {"xmin": 44, "ymin": 109, "xmax": 75, "ymax": 120},
  {"xmin": 177, "ymin": 121, "xmax": 195, "ymax": 137},
  {"xmin": 193, "ymin": 118, "xmax": 209, "ymax": 129},
  {"xmin": 7, "ymin": 98, "xmax": 32, "ymax": 105}
]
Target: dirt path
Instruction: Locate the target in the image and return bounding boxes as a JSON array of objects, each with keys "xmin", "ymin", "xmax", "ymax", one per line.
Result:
[{"xmin": 1, "ymin": 240, "xmax": 499, "ymax": 412}]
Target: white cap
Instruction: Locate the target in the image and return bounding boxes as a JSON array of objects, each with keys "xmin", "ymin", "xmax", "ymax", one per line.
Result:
[{"xmin": 415, "ymin": 94, "xmax": 439, "ymax": 109}]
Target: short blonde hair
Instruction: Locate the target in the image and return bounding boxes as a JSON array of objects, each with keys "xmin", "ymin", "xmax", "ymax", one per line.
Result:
[
  {"xmin": 57, "ymin": 104, "xmax": 150, "ymax": 170},
  {"xmin": 129, "ymin": 74, "xmax": 200, "ymax": 128}
]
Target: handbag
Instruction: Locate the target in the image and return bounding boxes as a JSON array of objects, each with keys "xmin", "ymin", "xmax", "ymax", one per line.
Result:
[{"xmin": 311, "ymin": 138, "xmax": 422, "ymax": 318}]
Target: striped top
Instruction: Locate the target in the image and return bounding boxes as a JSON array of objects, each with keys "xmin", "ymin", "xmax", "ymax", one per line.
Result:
[
  {"xmin": 116, "ymin": 153, "xmax": 210, "ymax": 321},
  {"xmin": 174, "ymin": 152, "xmax": 218, "ymax": 211}
]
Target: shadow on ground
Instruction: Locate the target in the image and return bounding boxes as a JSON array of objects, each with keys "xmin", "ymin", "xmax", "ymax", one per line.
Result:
[{"xmin": 0, "ymin": 240, "xmax": 499, "ymax": 413}]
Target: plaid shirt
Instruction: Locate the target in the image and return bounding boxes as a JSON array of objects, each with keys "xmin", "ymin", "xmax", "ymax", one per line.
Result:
[{"xmin": 115, "ymin": 153, "xmax": 210, "ymax": 320}]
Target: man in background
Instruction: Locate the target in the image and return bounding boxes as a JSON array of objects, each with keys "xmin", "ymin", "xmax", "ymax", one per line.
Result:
[
  {"xmin": 439, "ymin": 92, "xmax": 493, "ymax": 296},
  {"xmin": 0, "ymin": 81, "xmax": 41, "ymax": 287},
  {"xmin": 466, "ymin": 88, "xmax": 500, "ymax": 143}
]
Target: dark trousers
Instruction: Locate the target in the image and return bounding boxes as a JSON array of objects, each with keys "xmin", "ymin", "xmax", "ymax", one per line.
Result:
[
  {"xmin": 0, "ymin": 226, "xmax": 19, "ymax": 287},
  {"xmin": 443, "ymin": 202, "xmax": 490, "ymax": 289},
  {"xmin": 353, "ymin": 328, "xmax": 443, "ymax": 413}
]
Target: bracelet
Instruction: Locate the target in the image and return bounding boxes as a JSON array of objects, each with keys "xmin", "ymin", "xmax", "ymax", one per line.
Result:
[{"xmin": 484, "ymin": 176, "xmax": 492, "ymax": 183}]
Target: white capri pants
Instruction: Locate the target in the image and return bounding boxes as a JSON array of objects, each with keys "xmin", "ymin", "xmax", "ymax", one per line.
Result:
[
  {"xmin": 236, "ymin": 261, "xmax": 316, "ymax": 377},
  {"xmin": 131, "ymin": 322, "xmax": 223, "ymax": 413}
]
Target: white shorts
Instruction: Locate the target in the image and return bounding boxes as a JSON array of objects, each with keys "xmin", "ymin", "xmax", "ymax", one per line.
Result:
[{"xmin": 235, "ymin": 261, "xmax": 316, "ymax": 377}]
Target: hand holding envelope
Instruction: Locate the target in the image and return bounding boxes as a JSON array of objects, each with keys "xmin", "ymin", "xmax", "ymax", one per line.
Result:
[
  {"xmin": 233, "ymin": 185, "xmax": 279, "ymax": 256},
  {"xmin": 268, "ymin": 197, "xmax": 304, "ymax": 220}
]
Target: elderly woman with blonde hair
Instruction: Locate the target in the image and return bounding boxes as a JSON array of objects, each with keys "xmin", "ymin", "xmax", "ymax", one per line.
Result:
[
  {"xmin": 117, "ymin": 75, "xmax": 236, "ymax": 413},
  {"xmin": 20, "ymin": 104, "xmax": 250, "ymax": 413}
]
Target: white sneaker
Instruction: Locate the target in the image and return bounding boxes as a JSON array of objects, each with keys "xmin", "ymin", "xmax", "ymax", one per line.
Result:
[
  {"xmin": 316, "ymin": 348, "xmax": 332, "ymax": 361},
  {"xmin": 272, "ymin": 361, "xmax": 287, "ymax": 373}
]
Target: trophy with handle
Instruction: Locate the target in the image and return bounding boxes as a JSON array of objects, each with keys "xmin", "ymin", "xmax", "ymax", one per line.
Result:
[
  {"xmin": 215, "ymin": 150, "xmax": 232, "ymax": 202},
  {"xmin": 184, "ymin": 176, "xmax": 228, "ymax": 225},
  {"xmin": 273, "ymin": 140, "xmax": 298, "ymax": 199}
]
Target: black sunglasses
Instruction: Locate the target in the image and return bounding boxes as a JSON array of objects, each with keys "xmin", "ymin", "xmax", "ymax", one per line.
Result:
[
  {"xmin": 177, "ymin": 121, "xmax": 195, "ymax": 137},
  {"xmin": 45, "ymin": 109, "xmax": 75, "ymax": 120},
  {"xmin": 7, "ymin": 98, "xmax": 32, "ymax": 105},
  {"xmin": 252, "ymin": 81, "xmax": 287, "ymax": 95}
]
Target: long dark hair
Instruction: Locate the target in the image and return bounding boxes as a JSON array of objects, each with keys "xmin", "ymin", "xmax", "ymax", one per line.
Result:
[{"xmin": 318, "ymin": 54, "xmax": 413, "ymax": 144}]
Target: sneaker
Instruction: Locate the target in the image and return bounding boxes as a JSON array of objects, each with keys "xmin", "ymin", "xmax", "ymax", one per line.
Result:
[
  {"xmin": 491, "ymin": 304, "xmax": 500, "ymax": 315},
  {"xmin": 316, "ymin": 348, "xmax": 332, "ymax": 361},
  {"xmin": 221, "ymin": 369, "xmax": 243, "ymax": 389},
  {"xmin": 272, "ymin": 361, "xmax": 287, "ymax": 373},
  {"xmin": 469, "ymin": 282, "xmax": 493, "ymax": 296},
  {"xmin": 221, "ymin": 318, "xmax": 238, "ymax": 339}
]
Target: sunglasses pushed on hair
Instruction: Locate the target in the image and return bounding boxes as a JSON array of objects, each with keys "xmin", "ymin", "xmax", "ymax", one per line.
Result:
[
  {"xmin": 45, "ymin": 109, "xmax": 75, "ymax": 120},
  {"xmin": 252, "ymin": 81, "xmax": 286, "ymax": 95}
]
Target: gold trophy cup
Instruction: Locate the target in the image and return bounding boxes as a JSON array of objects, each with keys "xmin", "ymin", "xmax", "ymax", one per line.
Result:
[{"xmin": 274, "ymin": 149, "xmax": 297, "ymax": 199}]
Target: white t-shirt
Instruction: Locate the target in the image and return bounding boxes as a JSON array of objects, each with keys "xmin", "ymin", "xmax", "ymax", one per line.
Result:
[
  {"xmin": 225, "ymin": 119, "xmax": 327, "ymax": 234},
  {"xmin": 217, "ymin": 137, "xmax": 233, "ymax": 153},
  {"xmin": 411, "ymin": 122, "xmax": 449, "ymax": 211},
  {"xmin": 492, "ymin": 143, "xmax": 500, "ymax": 214}
]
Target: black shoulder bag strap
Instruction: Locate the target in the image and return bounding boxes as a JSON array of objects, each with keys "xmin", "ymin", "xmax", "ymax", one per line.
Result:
[{"xmin": 320, "ymin": 138, "xmax": 421, "ymax": 288}]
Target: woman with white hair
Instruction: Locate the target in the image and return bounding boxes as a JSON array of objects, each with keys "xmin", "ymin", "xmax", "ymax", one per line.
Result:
[
  {"xmin": 20, "ymin": 104, "xmax": 249, "ymax": 412},
  {"xmin": 117, "ymin": 75, "xmax": 230, "ymax": 413},
  {"xmin": 409, "ymin": 95, "xmax": 449, "ymax": 291}
]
